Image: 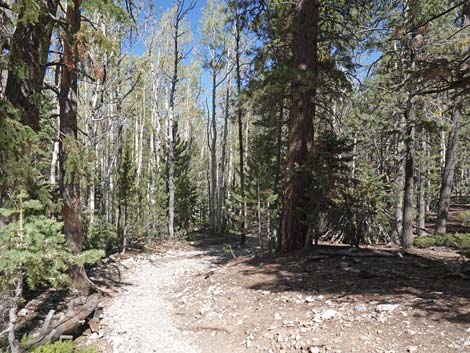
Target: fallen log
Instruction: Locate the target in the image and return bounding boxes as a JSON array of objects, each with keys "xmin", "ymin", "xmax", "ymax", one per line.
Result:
[
  {"xmin": 21, "ymin": 293, "xmax": 100, "ymax": 351},
  {"xmin": 318, "ymin": 248, "xmax": 395, "ymax": 258}
]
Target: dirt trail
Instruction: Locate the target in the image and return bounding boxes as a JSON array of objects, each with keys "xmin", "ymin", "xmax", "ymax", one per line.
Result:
[
  {"xmin": 98, "ymin": 249, "xmax": 216, "ymax": 353},
  {"xmin": 93, "ymin": 242, "xmax": 470, "ymax": 353}
]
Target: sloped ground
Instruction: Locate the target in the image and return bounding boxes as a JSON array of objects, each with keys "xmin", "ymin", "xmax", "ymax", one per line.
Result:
[
  {"xmin": 91, "ymin": 234, "xmax": 470, "ymax": 353},
  {"xmin": 91, "ymin": 246, "xmax": 217, "ymax": 353},
  {"xmin": 173, "ymin": 241, "xmax": 470, "ymax": 353}
]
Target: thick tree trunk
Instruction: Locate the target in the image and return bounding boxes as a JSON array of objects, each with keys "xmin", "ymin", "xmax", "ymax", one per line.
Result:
[
  {"xmin": 279, "ymin": 0, "xmax": 318, "ymax": 252},
  {"xmin": 5, "ymin": 0, "xmax": 59, "ymax": 130},
  {"xmin": 59, "ymin": 0, "xmax": 89, "ymax": 292},
  {"xmin": 435, "ymin": 99, "xmax": 462, "ymax": 234},
  {"xmin": 402, "ymin": 123, "xmax": 415, "ymax": 249},
  {"xmin": 391, "ymin": 115, "xmax": 406, "ymax": 244}
]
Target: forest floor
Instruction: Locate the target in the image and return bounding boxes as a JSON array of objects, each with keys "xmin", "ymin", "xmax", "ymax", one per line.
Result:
[{"xmin": 85, "ymin": 233, "xmax": 470, "ymax": 353}]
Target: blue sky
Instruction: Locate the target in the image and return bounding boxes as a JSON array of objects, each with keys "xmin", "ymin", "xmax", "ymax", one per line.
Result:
[
  {"xmin": 154, "ymin": 0, "xmax": 206, "ymax": 38},
  {"xmin": 128, "ymin": 0, "xmax": 206, "ymax": 56}
]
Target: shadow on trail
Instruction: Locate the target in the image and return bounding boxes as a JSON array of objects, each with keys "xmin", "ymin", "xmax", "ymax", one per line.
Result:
[{"xmin": 187, "ymin": 230, "xmax": 470, "ymax": 326}]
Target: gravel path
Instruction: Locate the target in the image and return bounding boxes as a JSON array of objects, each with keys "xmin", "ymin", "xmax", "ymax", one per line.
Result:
[{"xmin": 101, "ymin": 250, "xmax": 214, "ymax": 353}]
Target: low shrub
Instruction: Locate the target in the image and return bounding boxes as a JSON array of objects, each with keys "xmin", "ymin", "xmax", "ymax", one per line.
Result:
[
  {"xmin": 414, "ymin": 233, "xmax": 470, "ymax": 249},
  {"xmin": 454, "ymin": 210, "xmax": 470, "ymax": 225},
  {"xmin": 29, "ymin": 341, "xmax": 96, "ymax": 353}
]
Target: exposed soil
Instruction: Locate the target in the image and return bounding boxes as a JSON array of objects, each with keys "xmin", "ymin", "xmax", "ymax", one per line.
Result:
[{"xmin": 88, "ymin": 234, "xmax": 470, "ymax": 353}]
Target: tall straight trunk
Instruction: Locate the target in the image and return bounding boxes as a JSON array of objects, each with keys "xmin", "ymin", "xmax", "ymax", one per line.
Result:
[
  {"xmin": 216, "ymin": 76, "xmax": 230, "ymax": 235},
  {"xmin": 435, "ymin": 4, "xmax": 468, "ymax": 233},
  {"xmin": 59, "ymin": 0, "xmax": 89, "ymax": 292},
  {"xmin": 234, "ymin": 10, "xmax": 246, "ymax": 246},
  {"xmin": 115, "ymin": 124, "xmax": 123, "ymax": 244},
  {"xmin": 274, "ymin": 101, "xmax": 284, "ymax": 196},
  {"xmin": 167, "ymin": 99, "xmax": 175, "ymax": 237},
  {"xmin": 209, "ymin": 71, "xmax": 217, "ymax": 233},
  {"xmin": 417, "ymin": 133, "xmax": 427, "ymax": 236},
  {"xmin": 114, "ymin": 40, "xmax": 124, "ymax": 246},
  {"xmin": 435, "ymin": 99, "xmax": 462, "ymax": 234},
  {"xmin": 85, "ymin": 74, "xmax": 100, "ymax": 226},
  {"xmin": 402, "ymin": 120, "xmax": 415, "ymax": 248},
  {"xmin": 279, "ymin": 0, "xmax": 318, "ymax": 252},
  {"xmin": 50, "ymin": 100, "xmax": 60, "ymax": 185},
  {"xmin": 167, "ymin": 11, "xmax": 182, "ymax": 238},
  {"xmin": 5, "ymin": 0, "xmax": 59, "ymax": 130},
  {"xmin": 391, "ymin": 114, "xmax": 406, "ymax": 244}
]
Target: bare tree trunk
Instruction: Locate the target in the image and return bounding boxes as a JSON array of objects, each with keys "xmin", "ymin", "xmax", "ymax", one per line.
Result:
[
  {"xmin": 402, "ymin": 120, "xmax": 415, "ymax": 249},
  {"xmin": 234, "ymin": 9, "xmax": 246, "ymax": 246},
  {"xmin": 209, "ymin": 72, "xmax": 217, "ymax": 234},
  {"xmin": 50, "ymin": 100, "xmax": 60, "ymax": 185},
  {"xmin": 216, "ymin": 75, "xmax": 230, "ymax": 235},
  {"xmin": 435, "ymin": 99, "xmax": 462, "ymax": 234},
  {"xmin": 391, "ymin": 114, "xmax": 406, "ymax": 244},
  {"xmin": 59, "ymin": 0, "xmax": 89, "ymax": 292},
  {"xmin": 279, "ymin": 0, "xmax": 318, "ymax": 252},
  {"xmin": 417, "ymin": 133, "xmax": 427, "ymax": 236}
]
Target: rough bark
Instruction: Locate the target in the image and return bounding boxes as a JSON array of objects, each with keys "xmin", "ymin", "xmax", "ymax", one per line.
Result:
[
  {"xmin": 435, "ymin": 99, "xmax": 462, "ymax": 234},
  {"xmin": 402, "ymin": 122, "xmax": 415, "ymax": 249},
  {"xmin": 24, "ymin": 294, "xmax": 100, "ymax": 350},
  {"xmin": 5, "ymin": 0, "xmax": 59, "ymax": 130},
  {"xmin": 390, "ymin": 114, "xmax": 406, "ymax": 244},
  {"xmin": 279, "ymin": 0, "xmax": 318, "ymax": 252},
  {"xmin": 59, "ymin": 0, "xmax": 89, "ymax": 292}
]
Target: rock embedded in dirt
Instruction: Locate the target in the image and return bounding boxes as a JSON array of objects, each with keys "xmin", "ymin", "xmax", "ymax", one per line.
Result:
[
  {"xmin": 321, "ymin": 309, "xmax": 338, "ymax": 320},
  {"xmin": 376, "ymin": 303, "xmax": 399, "ymax": 313},
  {"xmin": 305, "ymin": 296, "xmax": 315, "ymax": 303},
  {"xmin": 354, "ymin": 304, "xmax": 367, "ymax": 312}
]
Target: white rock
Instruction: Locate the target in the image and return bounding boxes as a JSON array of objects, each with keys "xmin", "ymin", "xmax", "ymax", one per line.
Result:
[
  {"xmin": 305, "ymin": 296, "xmax": 315, "ymax": 303},
  {"xmin": 407, "ymin": 346, "xmax": 418, "ymax": 352},
  {"xmin": 17, "ymin": 308, "xmax": 28, "ymax": 317},
  {"xmin": 355, "ymin": 304, "xmax": 367, "ymax": 312},
  {"xmin": 376, "ymin": 304, "xmax": 399, "ymax": 313},
  {"xmin": 321, "ymin": 309, "xmax": 337, "ymax": 320}
]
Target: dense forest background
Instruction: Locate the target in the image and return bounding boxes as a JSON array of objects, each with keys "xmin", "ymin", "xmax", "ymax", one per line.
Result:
[{"xmin": 0, "ymin": 0, "xmax": 469, "ymax": 351}]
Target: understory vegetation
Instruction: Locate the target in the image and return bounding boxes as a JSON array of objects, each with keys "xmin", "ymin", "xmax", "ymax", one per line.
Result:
[{"xmin": 0, "ymin": 0, "xmax": 469, "ymax": 351}]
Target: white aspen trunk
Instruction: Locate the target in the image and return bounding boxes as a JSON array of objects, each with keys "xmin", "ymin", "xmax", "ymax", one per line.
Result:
[
  {"xmin": 417, "ymin": 133, "xmax": 427, "ymax": 236},
  {"xmin": 167, "ymin": 103, "xmax": 175, "ymax": 238},
  {"xmin": 216, "ymin": 67, "xmax": 231, "ymax": 235},
  {"xmin": 352, "ymin": 135, "xmax": 357, "ymax": 179},
  {"xmin": 50, "ymin": 100, "xmax": 60, "ymax": 185},
  {"xmin": 440, "ymin": 129, "xmax": 446, "ymax": 169},
  {"xmin": 209, "ymin": 71, "xmax": 218, "ymax": 234}
]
